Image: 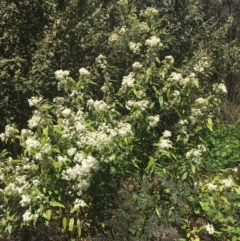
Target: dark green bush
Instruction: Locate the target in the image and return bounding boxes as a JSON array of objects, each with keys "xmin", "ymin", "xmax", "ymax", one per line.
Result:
[{"xmin": 203, "ymin": 122, "xmax": 240, "ymax": 174}]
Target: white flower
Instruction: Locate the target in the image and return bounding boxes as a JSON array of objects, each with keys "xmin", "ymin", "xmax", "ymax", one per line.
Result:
[
  {"xmin": 138, "ymin": 22, "xmax": 150, "ymax": 32},
  {"xmin": 178, "ymin": 119, "xmax": 188, "ymax": 125},
  {"xmin": 28, "ymin": 96, "xmax": 43, "ymax": 107},
  {"xmin": 79, "ymin": 68, "xmax": 90, "ymax": 76},
  {"xmin": 129, "ymin": 42, "xmax": 142, "ymax": 53},
  {"xmin": 117, "ymin": 122, "xmax": 132, "ymax": 136},
  {"xmin": 74, "ymin": 198, "xmax": 87, "ymax": 209},
  {"xmin": 76, "ymin": 122, "xmax": 86, "ymax": 132},
  {"xmin": 117, "ymin": 0, "xmax": 128, "ymax": 6},
  {"xmin": 159, "ymin": 139, "xmax": 172, "ymax": 151},
  {"xmin": 121, "ymin": 72, "xmax": 135, "ymax": 88},
  {"xmin": 207, "ymin": 183, "xmax": 217, "ymax": 191},
  {"xmin": 95, "ymin": 54, "xmax": 107, "ymax": 69},
  {"xmin": 5, "ymin": 125, "xmax": 17, "ymax": 137},
  {"xmin": 62, "ymin": 108, "xmax": 72, "ymax": 117},
  {"xmin": 108, "ymin": 33, "xmax": 119, "ymax": 43},
  {"xmin": 93, "ymin": 100, "xmax": 108, "ymax": 111},
  {"xmin": 162, "ymin": 130, "xmax": 171, "ymax": 138},
  {"xmin": 21, "ymin": 129, "xmax": 33, "ymax": 139},
  {"xmin": 233, "ymin": 167, "xmax": 238, "ymax": 172},
  {"xmin": 169, "ymin": 72, "xmax": 183, "ymax": 82},
  {"xmin": 68, "ymin": 148, "xmax": 77, "ymax": 156},
  {"xmin": 53, "ymin": 97, "xmax": 65, "ymax": 105},
  {"xmin": 213, "ymin": 83, "xmax": 228, "ymax": 94},
  {"xmin": 57, "ymin": 155, "xmax": 67, "ymax": 163},
  {"xmin": 221, "ymin": 178, "xmax": 233, "ymax": 188},
  {"xmin": 132, "ymin": 62, "xmax": 143, "ymax": 70},
  {"xmin": 172, "ymin": 90, "xmax": 180, "ymax": 96},
  {"xmin": 119, "ymin": 26, "xmax": 126, "ymax": 33},
  {"xmin": 141, "ymin": 7, "xmax": 158, "ymax": 17},
  {"xmin": 26, "ymin": 138, "xmax": 41, "ymax": 149},
  {"xmin": 35, "ymin": 153, "xmax": 42, "ymax": 160},
  {"xmin": 55, "ymin": 70, "xmax": 69, "ymax": 80},
  {"xmin": 28, "ymin": 111, "xmax": 42, "ymax": 129},
  {"xmin": 164, "ymin": 55, "xmax": 174, "ymax": 65},
  {"xmin": 145, "ymin": 36, "xmax": 162, "ymax": 48},
  {"xmin": 20, "ymin": 195, "xmax": 31, "ymax": 207},
  {"xmin": 185, "ymin": 145, "xmax": 205, "ymax": 164},
  {"xmin": 32, "ymin": 179, "xmax": 40, "ymax": 186},
  {"xmin": 205, "ymin": 223, "xmax": 215, "ymax": 234},
  {"xmin": 195, "ymin": 98, "xmax": 207, "ymax": 106},
  {"xmin": 0, "ymin": 133, "xmax": 6, "ymax": 142},
  {"xmin": 22, "ymin": 210, "xmax": 33, "ymax": 222},
  {"xmin": 194, "ymin": 64, "xmax": 204, "ymax": 72},
  {"xmin": 148, "ymin": 115, "xmax": 160, "ymax": 127},
  {"xmin": 87, "ymin": 99, "xmax": 94, "ymax": 106},
  {"xmin": 197, "ymin": 144, "xmax": 206, "ymax": 152},
  {"xmin": 74, "ymin": 152, "xmax": 84, "ymax": 163}
]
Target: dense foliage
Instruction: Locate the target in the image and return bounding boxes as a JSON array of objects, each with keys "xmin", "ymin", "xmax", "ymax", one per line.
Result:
[{"xmin": 1, "ymin": 0, "xmax": 240, "ymax": 240}]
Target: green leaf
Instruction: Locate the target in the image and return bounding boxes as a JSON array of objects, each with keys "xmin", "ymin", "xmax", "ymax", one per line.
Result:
[
  {"xmin": 191, "ymin": 164, "xmax": 195, "ymax": 174},
  {"xmin": 182, "ymin": 172, "xmax": 188, "ymax": 181},
  {"xmin": 6, "ymin": 223, "xmax": 12, "ymax": 234},
  {"xmin": 145, "ymin": 156, "xmax": 155, "ymax": 172},
  {"xmin": 146, "ymin": 67, "xmax": 152, "ymax": 81},
  {"xmin": 155, "ymin": 207, "xmax": 160, "ymax": 217},
  {"xmin": 207, "ymin": 117, "xmax": 213, "ymax": 131},
  {"xmin": 159, "ymin": 96, "xmax": 164, "ymax": 107},
  {"xmin": 131, "ymin": 159, "xmax": 139, "ymax": 169},
  {"xmin": 43, "ymin": 127, "xmax": 48, "ymax": 138},
  {"xmin": 160, "ymin": 70, "xmax": 166, "ymax": 79},
  {"xmin": 49, "ymin": 200, "xmax": 65, "ymax": 208},
  {"xmin": 193, "ymin": 78, "xmax": 199, "ymax": 88},
  {"xmin": 77, "ymin": 219, "xmax": 82, "ymax": 237},
  {"xmin": 42, "ymin": 210, "xmax": 52, "ymax": 220},
  {"xmin": 232, "ymin": 236, "xmax": 238, "ymax": 241},
  {"xmin": 62, "ymin": 217, "xmax": 67, "ymax": 229},
  {"xmin": 69, "ymin": 218, "xmax": 74, "ymax": 231}
]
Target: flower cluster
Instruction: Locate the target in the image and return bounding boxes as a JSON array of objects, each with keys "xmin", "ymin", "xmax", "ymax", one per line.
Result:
[
  {"xmin": 141, "ymin": 7, "xmax": 158, "ymax": 17},
  {"xmin": 28, "ymin": 110, "xmax": 46, "ymax": 129},
  {"xmin": 20, "ymin": 194, "xmax": 31, "ymax": 207},
  {"xmin": 159, "ymin": 139, "xmax": 172, "ymax": 152},
  {"xmin": 95, "ymin": 54, "xmax": 107, "ymax": 69},
  {"xmin": 55, "ymin": 70, "xmax": 70, "ymax": 81},
  {"xmin": 145, "ymin": 36, "xmax": 162, "ymax": 48},
  {"xmin": 28, "ymin": 96, "xmax": 43, "ymax": 107},
  {"xmin": 22, "ymin": 210, "xmax": 33, "ymax": 222},
  {"xmin": 79, "ymin": 68, "xmax": 90, "ymax": 76},
  {"xmin": 117, "ymin": 0, "xmax": 128, "ymax": 6},
  {"xmin": 125, "ymin": 100, "xmax": 149, "ymax": 111},
  {"xmin": 189, "ymin": 97, "xmax": 209, "ymax": 124},
  {"xmin": 138, "ymin": 22, "xmax": 150, "ymax": 33},
  {"xmin": 121, "ymin": 72, "xmax": 135, "ymax": 88},
  {"xmin": 213, "ymin": 83, "xmax": 228, "ymax": 94},
  {"xmin": 205, "ymin": 223, "xmax": 215, "ymax": 234},
  {"xmin": 55, "ymin": 69, "xmax": 73, "ymax": 90},
  {"xmin": 132, "ymin": 61, "xmax": 143, "ymax": 70},
  {"xmin": 129, "ymin": 42, "xmax": 142, "ymax": 54},
  {"xmin": 162, "ymin": 130, "xmax": 171, "ymax": 138},
  {"xmin": 108, "ymin": 33, "xmax": 119, "ymax": 43},
  {"xmin": 0, "ymin": 125, "xmax": 18, "ymax": 141},
  {"xmin": 148, "ymin": 115, "xmax": 160, "ymax": 127},
  {"xmin": 193, "ymin": 57, "xmax": 210, "ymax": 73},
  {"xmin": 164, "ymin": 55, "xmax": 174, "ymax": 65},
  {"xmin": 176, "ymin": 119, "xmax": 189, "ymax": 143},
  {"xmin": 185, "ymin": 145, "xmax": 206, "ymax": 164}
]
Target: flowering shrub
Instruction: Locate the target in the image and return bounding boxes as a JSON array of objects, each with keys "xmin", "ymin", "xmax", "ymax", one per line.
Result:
[{"xmin": 0, "ymin": 1, "xmax": 240, "ymax": 241}]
